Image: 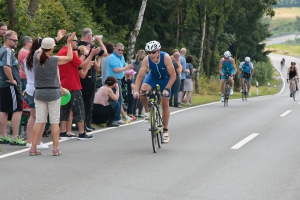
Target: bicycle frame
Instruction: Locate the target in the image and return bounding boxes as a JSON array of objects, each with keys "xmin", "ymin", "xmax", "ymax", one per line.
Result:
[{"xmin": 146, "ymin": 87, "xmax": 164, "ymax": 153}]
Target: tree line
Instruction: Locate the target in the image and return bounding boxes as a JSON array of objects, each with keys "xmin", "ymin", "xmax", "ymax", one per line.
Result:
[{"xmin": 2, "ymin": 0, "xmax": 277, "ymax": 92}]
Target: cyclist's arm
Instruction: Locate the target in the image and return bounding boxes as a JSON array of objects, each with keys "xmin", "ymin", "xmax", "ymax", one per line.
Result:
[
  {"xmin": 164, "ymin": 54, "xmax": 176, "ymax": 89},
  {"xmin": 286, "ymin": 68, "xmax": 290, "ymax": 79},
  {"xmin": 295, "ymin": 67, "xmax": 299, "ymax": 79},
  {"xmin": 135, "ymin": 57, "xmax": 148, "ymax": 92},
  {"xmin": 250, "ymin": 63, "xmax": 254, "ymax": 76},
  {"xmin": 218, "ymin": 59, "xmax": 223, "ymax": 75},
  {"xmin": 231, "ymin": 58, "xmax": 237, "ymax": 75}
]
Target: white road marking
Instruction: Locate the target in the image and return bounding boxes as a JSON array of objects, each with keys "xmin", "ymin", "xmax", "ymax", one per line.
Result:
[
  {"xmin": 280, "ymin": 110, "xmax": 292, "ymax": 117},
  {"xmin": 298, "ymin": 102, "xmax": 300, "ymax": 104},
  {"xmin": 231, "ymin": 133, "xmax": 260, "ymax": 149}
]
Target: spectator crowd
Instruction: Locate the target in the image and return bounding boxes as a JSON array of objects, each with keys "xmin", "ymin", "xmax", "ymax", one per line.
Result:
[{"xmin": 0, "ymin": 22, "xmax": 196, "ymax": 156}]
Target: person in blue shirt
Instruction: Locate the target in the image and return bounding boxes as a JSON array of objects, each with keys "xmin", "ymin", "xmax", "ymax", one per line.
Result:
[
  {"xmin": 219, "ymin": 51, "xmax": 237, "ymax": 102},
  {"xmin": 134, "ymin": 41, "xmax": 176, "ymax": 143},
  {"xmin": 239, "ymin": 57, "xmax": 254, "ymax": 96},
  {"xmin": 107, "ymin": 43, "xmax": 134, "ymax": 125}
]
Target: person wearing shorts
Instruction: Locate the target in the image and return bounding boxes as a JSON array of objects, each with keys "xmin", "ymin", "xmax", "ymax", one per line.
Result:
[
  {"xmin": 29, "ymin": 33, "xmax": 75, "ymax": 156},
  {"xmin": 0, "ymin": 30, "xmax": 26, "ymax": 145},
  {"xmin": 239, "ymin": 56, "xmax": 254, "ymax": 96},
  {"xmin": 134, "ymin": 41, "xmax": 176, "ymax": 143},
  {"xmin": 219, "ymin": 50, "xmax": 237, "ymax": 102},
  {"xmin": 58, "ymin": 33, "xmax": 99, "ymax": 140}
]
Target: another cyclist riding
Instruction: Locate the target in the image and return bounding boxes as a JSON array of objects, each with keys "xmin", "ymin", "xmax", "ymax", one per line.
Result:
[
  {"xmin": 133, "ymin": 41, "xmax": 176, "ymax": 143},
  {"xmin": 239, "ymin": 57, "xmax": 254, "ymax": 96},
  {"xmin": 286, "ymin": 61, "xmax": 299, "ymax": 97},
  {"xmin": 219, "ymin": 51, "xmax": 237, "ymax": 102},
  {"xmin": 280, "ymin": 58, "xmax": 285, "ymax": 70}
]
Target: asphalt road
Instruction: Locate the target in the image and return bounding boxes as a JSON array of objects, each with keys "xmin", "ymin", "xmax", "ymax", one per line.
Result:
[
  {"xmin": 264, "ymin": 33, "xmax": 298, "ymax": 45},
  {"xmin": 1, "ymin": 54, "xmax": 300, "ymax": 200}
]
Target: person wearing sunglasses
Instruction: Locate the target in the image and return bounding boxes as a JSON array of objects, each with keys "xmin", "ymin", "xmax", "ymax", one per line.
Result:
[
  {"xmin": 219, "ymin": 50, "xmax": 237, "ymax": 102},
  {"xmin": 287, "ymin": 61, "xmax": 299, "ymax": 97},
  {"xmin": 57, "ymin": 33, "xmax": 100, "ymax": 140},
  {"xmin": 0, "ymin": 30, "xmax": 26, "ymax": 146},
  {"xmin": 133, "ymin": 40, "xmax": 176, "ymax": 143},
  {"xmin": 238, "ymin": 57, "xmax": 254, "ymax": 96},
  {"xmin": 107, "ymin": 43, "xmax": 134, "ymax": 124}
]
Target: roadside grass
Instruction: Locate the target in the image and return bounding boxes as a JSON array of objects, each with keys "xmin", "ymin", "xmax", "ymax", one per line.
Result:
[
  {"xmin": 186, "ymin": 78, "xmax": 282, "ymax": 107},
  {"xmin": 265, "ymin": 44, "xmax": 300, "ymax": 57},
  {"xmin": 266, "ymin": 7, "xmax": 300, "ymax": 36}
]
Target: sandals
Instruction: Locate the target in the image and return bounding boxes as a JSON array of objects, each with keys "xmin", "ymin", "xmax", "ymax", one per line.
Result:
[
  {"xmin": 162, "ymin": 133, "xmax": 170, "ymax": 143},
  {"xmin": 29, "ymin": 149, "xmax": 42, "ymax": 156},
  {"xmin": 29, "ymin": 149, "xmax": 61, "ymax": 156},
  {"xmin": 53, "ymin": 149, "xmax": 62, "ymax": 156}
]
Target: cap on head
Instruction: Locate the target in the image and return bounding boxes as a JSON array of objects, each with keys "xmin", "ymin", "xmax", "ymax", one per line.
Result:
[
  {"xmin": 125, "ymin": 69, "xmax": 136, "ymax": 76},
  {"xmin": 41, "ymin": 37, "xmax": 56, "ymax": 49}
]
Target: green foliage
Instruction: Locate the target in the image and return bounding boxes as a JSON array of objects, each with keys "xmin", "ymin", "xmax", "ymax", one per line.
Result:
[
  {"xmin": 252, "ymin": 60, "xmax": 274, "ymax": 85},
  {"xmin": 199, "ymin": 73, "xmax": 209, "ymax": 95}
]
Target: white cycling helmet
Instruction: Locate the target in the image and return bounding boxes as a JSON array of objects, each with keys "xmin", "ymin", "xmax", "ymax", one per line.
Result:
[
  {"xmin": 223, "ymin": 51, "xmax": 231, "ymax": 58},
  {"xmin": 245, "ymin": 57, "xmax": 250, "ymax": 62},
  {"xmin": 145, "ymin": 41, "xmax": 161, "ymax": 51}
]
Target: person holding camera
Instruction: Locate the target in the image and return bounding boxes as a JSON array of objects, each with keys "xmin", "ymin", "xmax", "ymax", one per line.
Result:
[
  {"xmin": 57, "ymin": 33, "xmax": 99, "ymax": 140},
  {"xmin": 78, "ymin": 28, "xmax": 108, "ymax": 132}
]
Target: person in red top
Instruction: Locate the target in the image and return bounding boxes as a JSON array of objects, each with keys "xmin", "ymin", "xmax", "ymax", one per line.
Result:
[
  {"xmin": 57, "ymin": 33, "xmax": 100, "ymax": 140},
  {"xmin": 18, "ymin": 36, "xmax": 32, "ymax": 92}
]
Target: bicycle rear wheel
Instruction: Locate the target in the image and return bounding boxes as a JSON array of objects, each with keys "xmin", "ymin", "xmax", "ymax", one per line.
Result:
[
  {"xmin": 157, "ymin": 108, "xmax": 163, "ymax": 148},
  {"xmin": 150, "ymin": 106, "xmax": 157, "ymax": 153}
]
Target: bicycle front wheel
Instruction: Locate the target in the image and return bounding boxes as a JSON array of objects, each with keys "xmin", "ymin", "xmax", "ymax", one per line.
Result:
[
  {"xmin": 243, "ymin": 83, "xmax": 248, "ymax": 101},
  {"xmin": 224, "ymin": 83, "xmax": 230, "ymax": 107},
  {"xmin": 150, "ymin": 106, "xmax": 157, "ymax": 153},
  {"xmin": 292, "ymin": 81, "xmax": 296, "ymax": 101}
]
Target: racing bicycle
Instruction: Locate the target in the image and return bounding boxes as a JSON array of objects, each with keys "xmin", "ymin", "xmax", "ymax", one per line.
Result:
[
  {"xmin": 241, "ymin": 72, "xmax": 250, "ymax": 101},
  {"xmin": 145, "ymin": 85, "xmax": 163, "ymax": 153}
]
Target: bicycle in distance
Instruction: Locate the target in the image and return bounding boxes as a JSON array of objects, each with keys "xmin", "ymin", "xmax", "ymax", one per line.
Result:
[
  {"xmin": 288, "ymin": 78, "xmax": 298, "ymax": 101},
  {"xmin": 145, "ymin": 85, "xmax": 163, "ymax": 153},
  {"xmin": 241, "ymin": 72, "xmax": 250, "ymax": 101},
  {"xmin": 223, "ymin": 70, "xmax": 230, "ymax": 107}
]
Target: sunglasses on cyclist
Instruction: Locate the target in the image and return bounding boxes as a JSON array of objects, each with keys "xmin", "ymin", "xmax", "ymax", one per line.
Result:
[
  {"xmin": 291, "ymin": 62, "xmax": 296, "ymax": 65},
  {"xmin": 147, "ymin": 51, "xmax": 157, "ymax": 54}
]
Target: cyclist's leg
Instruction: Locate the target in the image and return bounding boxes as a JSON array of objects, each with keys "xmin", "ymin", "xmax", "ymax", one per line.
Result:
[
  {"xmin": 247, "ymin": 76, "xmax": 252, "ymax": 93},
  {"xmin": 220, "ymin": 78, "xmax": 226, "ymax": 94},
  {"xmin": 289, "ymin": 78, "xmax": 293, "ymax": 94},
  {"xmin": 158, "ymin": 79, "xmax": 171, "ymax": 142},
  {"xmin": 229, "ymin": 75, "xmax": 234, "ymax": 88},
  {"xmin": 295, "ymin": 76, "xmax": 299, "ymax": 90}
]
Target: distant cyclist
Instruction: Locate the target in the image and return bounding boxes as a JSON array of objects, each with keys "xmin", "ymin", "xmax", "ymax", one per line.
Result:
[
  {"xmin": 280, "ymin": 58, "xmax": 285, "ymax": 71},
  {"xmin": 286, "ymin": 61, "xmax": 299, "ymax": 97},
  {"xmin": 133, "ymin": 41, "xmax": 176, "ymax": 143},
  {"xmin": 239, "ymin": 57, "xmax": 254, "ymax": 96},
  {"xmin": 219, "ymin": 51, "xmax": 237, "ymax": 102}
]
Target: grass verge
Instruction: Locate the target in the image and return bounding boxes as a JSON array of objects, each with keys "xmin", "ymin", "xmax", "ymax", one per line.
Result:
[
  {"xmin": 265, "ymin": 44, "xmax": 300, "ymax": 57},
  {"xmin": 186, "ymin": 78, "xmax": 282, "ymax": 107}
]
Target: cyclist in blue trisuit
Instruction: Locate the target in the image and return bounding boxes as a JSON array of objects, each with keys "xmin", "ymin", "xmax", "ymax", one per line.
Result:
[
  {"xmin": 134, "ymin": 41, "xmax": 176, "ymax": 143},
  {"xmin": 239, "ymin": 57, "xmax": 254, "ymax": 96},
  {"xmin": 286, "ymin": 61, "xmax": 299, "ymax": 97},
  {"xmin": 219, "ymin": 51, "xmax": 237, "ymax": 102}
]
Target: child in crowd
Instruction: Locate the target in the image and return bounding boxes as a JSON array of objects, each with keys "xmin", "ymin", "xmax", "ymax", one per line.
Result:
[{"xmin": 125, "ymin": 69, "xmax": 136, "ymax": 120}]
